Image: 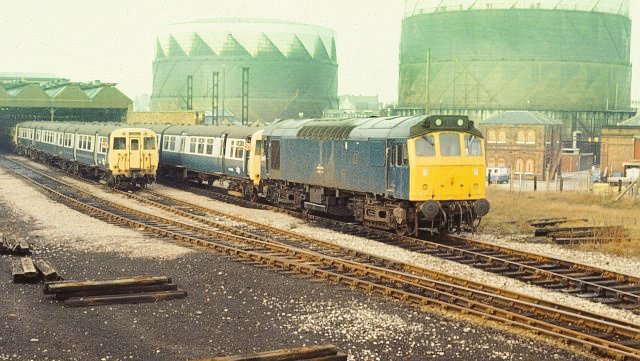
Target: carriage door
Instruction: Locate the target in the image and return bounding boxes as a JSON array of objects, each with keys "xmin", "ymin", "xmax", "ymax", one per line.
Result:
[
  {"xmin": 219, "ymin": 132, "xmax": 228, "ymax": 172},
  {"xmin": 129, "ymin": 134, "xmax": 142, "ymax": 169},
  {"xmin": 244, "ymin": 136, "xmax": 251, "ymax": 176},
  {"xmin": 387, "ymin": 141, "xmax": 408, "ymax": 197}
]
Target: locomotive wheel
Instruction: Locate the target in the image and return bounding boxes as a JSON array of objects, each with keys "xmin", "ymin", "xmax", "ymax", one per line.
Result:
[{"xmin": 395, "ymin": 222, "xmax": 414, "ymax": 237}]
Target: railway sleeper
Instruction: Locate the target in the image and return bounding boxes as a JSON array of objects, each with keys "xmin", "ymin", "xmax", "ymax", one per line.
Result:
[
  {"xmin": 592, "ymin": 297, "xmax": 623, "ymax": 305},
  {"xmin": 484, "ymin": 266, "xmax": 513, "ymax": 273},
  {"xmin": 501, "ymin": 271, "xmax": 529, "ymax": 278}
]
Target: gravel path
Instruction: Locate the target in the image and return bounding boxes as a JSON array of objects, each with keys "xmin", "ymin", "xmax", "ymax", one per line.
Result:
[
  {"xmin": 154, "ymin": 184, "xmax": 640, "ymax": 326},
  {"xmin": 0, "ymin": 159, "xmax": 599, "ymax": 360}
]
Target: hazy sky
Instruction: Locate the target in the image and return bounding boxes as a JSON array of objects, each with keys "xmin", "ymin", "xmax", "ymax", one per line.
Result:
[{"xmin": 0, "ymin": 0, "xmax": 637, "ymax": 103}]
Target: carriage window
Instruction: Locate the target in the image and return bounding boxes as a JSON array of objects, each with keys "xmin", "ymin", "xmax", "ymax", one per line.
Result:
[
  {"xmin": 170, "ymin": 136, "xmax": 176, "ymax": 151},
  {"xmin": 99, "ymin": 137, "xmax": 108, "ymax": 153},
  {"xmin": 440, "ymin": 133, "xmax": 461, "ymax": 157},
  {"xmin": 465, "ymin": 135, "xmax": 482, "ymax": 156},
  {"xmin": 415, "ymin": 135, "xmax": 435, "ymax": 157},
  {"xmin": 229, "ymin": 140, "xmax": 245, "ymax": 159},
  {"xmin": 197, "ymin": 137, "xmax": 205, "ymax": 154},
  {"xmin": 206, "ymin": 139, "xmax": 214, "ymax": 155},
  {"xmin": 113, "ymin": 137, "xmax": 126, "ymax": 150},
  {"xmin": 189, "ymin": 138, "xmax": 196, "ymax": 153},
  {"xmin": 144, "ymin": 137, "xmax": 156, "ymax": 150},
  {"xmin": 130, "ymin": 139, "xmax": 139, "ymax": 150},
  {"xmin": 163, "ymin": 137, "xmax": 169, "ymax": 150}
]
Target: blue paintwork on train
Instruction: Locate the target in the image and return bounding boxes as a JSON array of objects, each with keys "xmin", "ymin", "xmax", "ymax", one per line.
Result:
[
  {"xmin": 146, "ymin": 124, "xmax": 257, "ymax": 179},
  {"xmin": 261, "ymin": 117, "xmax": 422, "ymax": 200}
]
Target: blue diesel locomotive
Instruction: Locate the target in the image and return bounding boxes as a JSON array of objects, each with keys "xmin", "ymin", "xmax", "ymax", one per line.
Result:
[{"xmin": 152, "ymin": 115, "xmax": 489, "ymax": 235}]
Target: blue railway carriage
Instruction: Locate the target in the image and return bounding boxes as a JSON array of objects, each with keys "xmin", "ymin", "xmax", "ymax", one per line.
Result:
[
  {"xmin": 12, "ymin": 121, "xmax": 158, "ymax": 187},
  {"xmin": 257, "ymin": 115, "xmax": 490, "ymax": 235},
  {"xmin": 148, "ymin": 124, "xmax": 261, "ymax": 197}
]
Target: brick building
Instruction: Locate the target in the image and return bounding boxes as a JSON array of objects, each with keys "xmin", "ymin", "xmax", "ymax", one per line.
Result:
[
  {"xmin": 600, "ymin": 114, "xmax": 640, "ymax": 174},
  {"xmin": 479, "ymin": 111, "xmax": 562, "ymax": 179}
]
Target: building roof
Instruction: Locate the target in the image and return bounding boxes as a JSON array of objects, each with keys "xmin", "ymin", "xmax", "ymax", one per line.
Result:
[
  {"xmin": 617, "ymin": 114, "xmax": 640, "ymax": 126},
  {"xmin": 482, "ymin": 111, "xmax": 562, "ymax": 125},
  {"xmin": 0, "ymin": 79, "xmax": 131, "ymax": 109}
]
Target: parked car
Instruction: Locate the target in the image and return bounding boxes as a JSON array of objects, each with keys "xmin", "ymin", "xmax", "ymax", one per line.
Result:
[{"xmin": 487, "ymin": 167, "xmax": 510, "ymax": 184}]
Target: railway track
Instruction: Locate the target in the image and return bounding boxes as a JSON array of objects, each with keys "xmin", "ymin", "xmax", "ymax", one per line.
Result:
[
  {"xmin": 2, "ymin": 157, "xmax": 640, "ymax": 360},
  {"xmin": 166, "ymin": 178, "xmax": 640, "ymax": 311}
]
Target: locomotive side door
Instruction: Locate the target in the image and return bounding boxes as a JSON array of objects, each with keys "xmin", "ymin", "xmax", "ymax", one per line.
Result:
[{"xmin": 387, "ymin": 141, "xmax": 408, "ymax": 198}]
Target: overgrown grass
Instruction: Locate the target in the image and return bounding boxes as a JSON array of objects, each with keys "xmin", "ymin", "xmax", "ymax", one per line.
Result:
[{"xmin": 479, "ymin": 189, "xmax": 640, "ymax": 259}]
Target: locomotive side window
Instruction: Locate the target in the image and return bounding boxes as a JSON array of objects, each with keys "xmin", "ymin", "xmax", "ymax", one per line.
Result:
[
  {"xmin": 464, "ymin": 135, "xmax": 482, "ymax": 156},
  {"xmin": 113, "ymin": 137, "xmax": 126, "ymax": 150},
  {"xmin": 144, "ymin": 137, "xmax": 156, "ymax": 150},
  {"xmin": 392, "ymin": 143, "xmax": 408, "ymax": 166},
  {"xmin": 440, "ymin": 133, "xmax": 461, "ymax": 157},
  {"xmin": 415, "ymin": 135, "xmax": 435, "ymax": 157},
  {"xmin": 271, "ymin": 140, "xmax": 280, "ymax": 170}
]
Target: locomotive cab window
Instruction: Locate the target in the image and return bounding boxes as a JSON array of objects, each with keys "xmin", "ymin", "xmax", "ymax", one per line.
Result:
[
  {"xmin": 415, "ymin": 135, "xmax": 435, "ymax": 157},
  {"xmin": 113, "ymin": 137, "xmax": 126, "ymax": 150},
  {"xmin": 440, "ymin": 133, "xmax": 461, "ymax": 157},
  {"xmin": 144, "ymin": 137, "xmax": 156, "ymax": 150},
  {"xmin": 130, "ymin": 139, "xmax": 139, "ymax": 151},
  {"xmin": 464, "ymin": 135, "xmax": 482, "ymax": 156}
]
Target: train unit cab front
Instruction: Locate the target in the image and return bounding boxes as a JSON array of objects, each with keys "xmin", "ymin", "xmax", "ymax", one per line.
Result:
[
  {"xmin": 407, "ymin": 116, "xmax": 490, "ymax": 233},
  {"xmin": 107, "ymin": 128, "xmax": 159, "ymax": 187}
]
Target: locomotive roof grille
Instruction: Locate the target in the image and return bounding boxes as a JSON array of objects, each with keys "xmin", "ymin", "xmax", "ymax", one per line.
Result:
[{"xmin": 297, "ymin": 124, "xmax": 357, "ymax": 140}]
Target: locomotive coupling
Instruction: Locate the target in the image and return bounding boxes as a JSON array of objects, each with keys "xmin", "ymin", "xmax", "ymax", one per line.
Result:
[
  {"xmin": 473, "ymin": 198, "xmax": 490, "ymax": 217},
  {"xmin": 420, "ymin": 200, "xmax": 441, "ymax": 220}
]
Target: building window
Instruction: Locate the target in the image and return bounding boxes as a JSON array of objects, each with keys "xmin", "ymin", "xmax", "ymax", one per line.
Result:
[
  {"xmin": 526, "ymin": 159, "xmax": 535, "ymax": 174},
  {"xmin": 527, "ymin": 130, "xmax": 536, "ymax": 144},
  {"xmin": 498, "ymin": 130, "xmax": 506, "ymax": 143},
  {"xmin": 487, "ymin": 129, "xmax": 497, "ymax": 144},
  {"xmin": 516, "ymin": 130, "xmax": 526, "ymax": 144},
  {"xmin": 497, "ymin": 157, "xmax": 507, "ymax": 167},
  {"xmin": 515, "ymin": 158, "xmax": 524, "ymax": 173}
]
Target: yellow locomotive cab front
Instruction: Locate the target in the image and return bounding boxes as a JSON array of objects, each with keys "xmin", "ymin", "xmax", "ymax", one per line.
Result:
[{"xmin": 408, "ymin": 131, "xmax": 486, "ymax": 202}]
